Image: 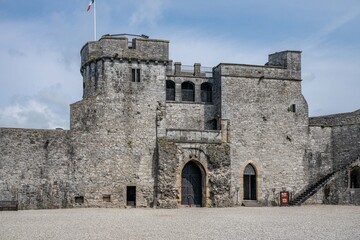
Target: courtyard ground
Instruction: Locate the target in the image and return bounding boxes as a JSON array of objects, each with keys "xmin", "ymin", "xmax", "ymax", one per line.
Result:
[{"xmin": 0, "ymin": 205, "xmax": 359, "ymax": 239}]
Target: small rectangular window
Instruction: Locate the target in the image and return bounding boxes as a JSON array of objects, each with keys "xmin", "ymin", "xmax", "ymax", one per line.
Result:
[
  {"xmin": 131, "ymin": 68, "xmax": 141, "ymax": 82},
  {"xmin": 103, "ymin": 194, "xmax": 111, "ymax": 202},
  {"xmin": 289, "ymin": 104, "xmax": 296, "ymax": 113},
  {"xmin": 75, "ymin": 196, "xmax": 84, "ymax": 204}
]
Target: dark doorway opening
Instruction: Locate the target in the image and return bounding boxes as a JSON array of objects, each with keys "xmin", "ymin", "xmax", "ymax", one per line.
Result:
[
  {"xmin": 244, "ymin": 164, "xmax": 257, "ymax": 200},
  {"xmin": 127, "ymin": 186, "xmax": 136, "ymax": 207},
  {"xmin": 350, "ymin": 167, "xmax": 360, "ymax": 188},
  {"xmin": 181, "ymin": 161, "xmax": 203, "ymax": 206}
]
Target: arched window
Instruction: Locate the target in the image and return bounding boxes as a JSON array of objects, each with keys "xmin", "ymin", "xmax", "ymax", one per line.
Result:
[
  {"xmin": 244, "ymin": 164, "xmax": 257, "ymax": 200},
  {"xmin": 201, "ymin": 82, "xmax": 212, "ymax": 103},
  {"xmin": 350, "ymin": 166, "xmax": 360, "ymax": 188},
  {"xmin": 166, "ymin": 80, "xmax": 175, "ymax": 101},
  {"xmin": 182, "ymin": 81, "xmax": 195, "ymax": 102}
]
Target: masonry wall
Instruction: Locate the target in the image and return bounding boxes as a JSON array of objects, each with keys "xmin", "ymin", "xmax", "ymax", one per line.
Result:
[
  {"xmin": 0, "ymin": 128, "xmax": 72, "ymax": 209},
  {"xmin": 165, "ymin": 103, "xmax": 216, "ymax": 130},
  {"xmin": 66, "ymin": 36, "xmax": 169, "ymax": 208},
  {"xmin": 165, "ymin": 71, "xmax": 216, "ymax": 130},
  {"xmin": 156, "ymin": 139, "xmax": 232, "ymax": 208},
  {"xmin": 305, "ymin": 111, "xmax": 360, "ymax": 205},
  {"xmin": 1, "ymin": 36, "xmax": 359, "ymax": 209},
  {"xmin": 321, "ymin": 123, "xmax": 360, "ymax": 205},
  {"xmin": 306, "ymin": 126, "xmax": 333, "ymax": 181},
  {"xmin": 215, "ymin": 51, "xmax": 309, "ymax": 205},
  {"xmin": 69, "ymin": 61, "xmax": 167, "ymax": 208}
]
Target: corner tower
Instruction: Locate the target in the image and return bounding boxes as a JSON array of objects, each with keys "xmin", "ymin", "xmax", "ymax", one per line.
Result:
[
  {"xmin": 79, "ymin": 34, "xmax": 169, "ymax": 98},
  {"xmin": 71, "ymin": 34, "xmax": 169, "ymax": 131},
  {"xmin": 69, "ymin": 35, "xmax": 169, "ymax": 208}
]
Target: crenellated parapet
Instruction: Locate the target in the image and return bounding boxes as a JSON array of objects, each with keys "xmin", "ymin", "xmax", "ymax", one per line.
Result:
[
  {"xmin": 79, "ymin": 34, "xmax": 170, "ymax": 99},
  {"xmin": 80, "ymin": 35, "xmax": 169, "ymax": 68}
]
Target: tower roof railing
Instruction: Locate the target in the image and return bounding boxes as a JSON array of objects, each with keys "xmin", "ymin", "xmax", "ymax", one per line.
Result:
[
  {"xmin": 166, "ymin": 64, "xmax": 213, "ymax": 77},
  {"xmin": 102, "ymin": 33, "xmax": 150, "ymax": 39}
]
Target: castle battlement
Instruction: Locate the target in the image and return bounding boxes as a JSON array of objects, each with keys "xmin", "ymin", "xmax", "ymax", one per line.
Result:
[{"xmin": 80, "ymin": 34, "xmax": 169, "ymax": 68}]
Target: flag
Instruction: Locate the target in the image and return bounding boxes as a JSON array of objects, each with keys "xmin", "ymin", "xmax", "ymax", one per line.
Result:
[{"xmin": 87, "ymin": 0, "xmax": 95, "ymax": 12}]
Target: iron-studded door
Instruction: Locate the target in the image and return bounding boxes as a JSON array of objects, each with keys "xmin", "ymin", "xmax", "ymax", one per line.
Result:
[
  {"xmin": 181, "ymin": 161, "xmax": 202, "ymax": 206},
  {"xmin": 244, "ymin": 164, "xmax": 257, "ymax": 200}
]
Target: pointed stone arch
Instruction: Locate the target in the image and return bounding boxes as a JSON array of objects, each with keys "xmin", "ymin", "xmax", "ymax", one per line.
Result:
[
  {"xmin": 243, "ymin": 164, "xmax": 257, "ymax": 200},
  {"xmin": 177, "ymin": 148, "xmax": 209, "ymax": 207},
  {"xmin": 181, "ymin": 161, "xmax": 203, "ymax": 206},
  {"xmin": 239, "ymin": 160, "xmax": 262, "ymax": 203}
]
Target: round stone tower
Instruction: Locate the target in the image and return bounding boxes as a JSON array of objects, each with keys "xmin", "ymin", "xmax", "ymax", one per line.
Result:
[{"xmin": 69, "ymin": 34, "xmax": 170, "ymax": 208}]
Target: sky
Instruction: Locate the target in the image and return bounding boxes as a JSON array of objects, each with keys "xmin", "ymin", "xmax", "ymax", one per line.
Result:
[{"xmin": 0, "ymin": 0, "xmax": 359, "ymax": 129}]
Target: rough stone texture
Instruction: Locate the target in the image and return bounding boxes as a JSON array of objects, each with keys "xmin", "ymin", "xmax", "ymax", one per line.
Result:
[
  {"xmin": 305, "ymin": 110, "xmax": 360, "ymax": 205},
  {"xmin": 0, "ymin": 35, "xmax": 359, "ymax": 209},
  {"xmin": 165, "ymin": 103, "xmax": 216, "ymax": 130},
  {"xmin": 306, "ymin": 126, "xmax": 333, "ymax": 181},
  {"xmin": 0, "ymin": 128, "xmax": 71, "ymax": 209},
  {"xmin": 69, "ymin": 38, "xmax": 168, "ymax": 208},
  {"xmin": 214, "ymin": 52, "xmax": 310, "ymax": 204},
  {"xmin": 309, "ymin": 109, "xmax": 360, "ymax": 126},
  {"xmin": 156, "ymin": 139, "xmax": 231, "ymax": 208}
]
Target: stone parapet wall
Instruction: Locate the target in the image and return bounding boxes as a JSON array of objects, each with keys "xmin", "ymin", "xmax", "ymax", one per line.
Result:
[
  {"xmin": 81, "ymin": 36, "xmax": 169, "ymax": 67},
  {"xmin": 310, "ymin": 109, "xmax": 360, "ymax": 126},
  {"xmin": 165, "ymin": 129, "xmax": 222, "ymax": 143}
]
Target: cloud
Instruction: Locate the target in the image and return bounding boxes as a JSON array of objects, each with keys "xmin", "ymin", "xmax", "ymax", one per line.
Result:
[
  {"xmin": 0, "ymin": 17, "xmax": 83, "ymax": 129},
  {"xmin": 0, "ymin": 100, "xmax": 67, "ymax": 129},
  {"xmin": 0, "ymin": 0, "xmax": 359, "ymax": 128},
  {"xmin": 130, "ymin": 0, "xmax": 168, "ymax": 26}
]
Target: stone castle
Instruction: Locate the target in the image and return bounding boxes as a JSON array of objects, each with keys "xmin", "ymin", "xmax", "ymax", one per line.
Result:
[{"xmin": 1, "ymin": 34, "xmax": 359, "ymax": 209}]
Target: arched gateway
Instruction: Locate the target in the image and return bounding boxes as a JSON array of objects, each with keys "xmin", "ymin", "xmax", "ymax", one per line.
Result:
[{"xmin": 181, "ymin": 161, "xmax": 203, "ymax": 206}]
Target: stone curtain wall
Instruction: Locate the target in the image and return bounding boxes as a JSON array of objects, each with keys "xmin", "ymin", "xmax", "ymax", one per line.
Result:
[
  {"xmin": 309, "ymin": 109, "xmax": 360, "ymax": 126},
  {"xmin": 306, "ymin": 110, "xmax": 360, "ymax": 204},
  {"xmin": 0, "ymin": 128, "xmax": 71, "ymax": 209},
  {"xmin": 321, "ymin": 124, "xmax": 360, "ymax": 204},
  {"xmin": 306, "ymin": 126, "xmax": 333, "ymax": 182}
]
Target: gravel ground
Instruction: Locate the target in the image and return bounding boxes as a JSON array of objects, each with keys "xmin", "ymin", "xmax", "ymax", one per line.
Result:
[{"xmin": 0, "ymin": 205, "xmax": 359, "ymax": 240}]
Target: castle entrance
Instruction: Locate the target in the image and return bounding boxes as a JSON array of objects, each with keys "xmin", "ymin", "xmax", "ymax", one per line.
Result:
[
  {"xmin": 181, "ymin": 161, "xmax": 202, "ymax": 206},
  {"xmin": 244, "ymin": 164, "xmax": 257, "ymax": 200}
]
